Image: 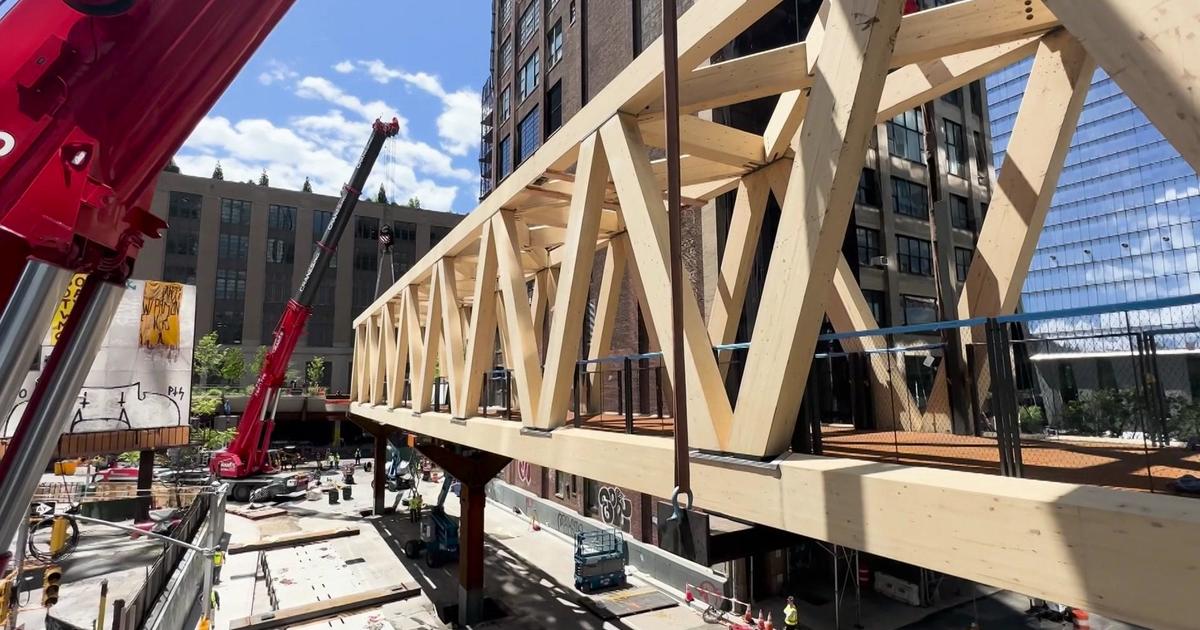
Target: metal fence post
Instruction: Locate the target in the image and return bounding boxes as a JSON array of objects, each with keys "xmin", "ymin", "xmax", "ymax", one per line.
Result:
[
  {"xmin": 573, "ymin": 362, "xmax": 582, "ymax": 427},
  {"xmin": 623, "ymin": 357, "xmax": 635, "ymax": 434},
  {"xmin": 655, "ymin": 365, "xmax": 664, "ymax": 419},
  {"xmin": 505, "ymin": 369, "xmax": 513, "ymax": 421}
]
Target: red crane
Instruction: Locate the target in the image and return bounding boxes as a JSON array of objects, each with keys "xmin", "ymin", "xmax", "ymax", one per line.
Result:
[
  {"xmin": 0, "ymin": 0, "xmax": 300, "ymax": 566},
  {"xmin": 210, "ymin": 117, "xmax": 399, "ymax": 480}
]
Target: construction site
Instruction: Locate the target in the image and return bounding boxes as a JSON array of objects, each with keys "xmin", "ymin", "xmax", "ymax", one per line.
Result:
[{"xmin": 1, "ymin": 0, "xmax": 1199, "ymax": 629}]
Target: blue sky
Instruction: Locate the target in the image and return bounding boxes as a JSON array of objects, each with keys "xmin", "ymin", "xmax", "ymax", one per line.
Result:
[
  {"xmin": 0, "ymin": 0, "xmax": 493, "ymax": 212},
  {"xmin": 175, "ymin": 1, "xmax": 491, "ymax": 213}
]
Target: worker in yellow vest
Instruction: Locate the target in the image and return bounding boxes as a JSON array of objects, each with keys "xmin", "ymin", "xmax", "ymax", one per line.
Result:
[
  {"xmin": 783, "ymin": 595, "xmax": 799, "ymax": 630},
  {"xmin": 409, "ymin": 491, "xmax": 423, "ymax": 523}
]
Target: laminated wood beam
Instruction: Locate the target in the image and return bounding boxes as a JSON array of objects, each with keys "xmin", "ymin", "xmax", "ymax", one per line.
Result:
[
  {"xmin": 587, "ymin": 238, "xmax": 628, "ymax": 410},
  {"xmin": 411, "ymin": 277, "xmax": 441, "ymax": 412},
  {"xmin": 706, "ymin": 167, "xmax": 772, "ymax": 347},
  {"xmin": 352, "ymin": 402, "xmax": 1200, "ymax": 630},
  {"xmin": 436, "ymin": 258, "xmax": 468, "ymax": 418},
  {"xmin": 228, "ymin": 527, "xmax": 360, "ymax": 555},
  {"xmin": 230, "ymin": 584, "xmax": 420, "ymax": 630},
  {"xmin": 536, "ymin": 134, "xmax": 609, "ymax": 430},
  {"xmin": 639, "ymin": 115, "xmax": 766, "ymax": 167},
  {"xmin": 387, "ymin": 299, "xmax": 411, "ymax": 409},
  {"xmin": 763, "ymin": 89, "xmax": 808, "ymax": 161},
  {"xmin": 731, "ymin": 0, "xmax": 904, "ymax": 457},
  {"xmin": 457, "ymin": 222, "xmax": 499, "ymax": 417},
  {"xmin": 355, "ymin": 0, "xmax": 780, "ymax": 327},
  {"xmin": 958, "ymin": 30, "xmax": 1093, "ymax": 320},
  {"xmin": 493, "ymin": 210, "xmax": 545, "ymax": 426},
  {"xmin": 1044, "ymin": 0, "xmax": 1200, "ymax": 174},
  {"xmin": 601, "ymin": 114, "xmax": 731, "ymax": 450}
]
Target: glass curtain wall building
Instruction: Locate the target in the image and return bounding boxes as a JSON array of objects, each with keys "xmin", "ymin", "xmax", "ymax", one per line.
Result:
[
  {"xmin": 988, "ymin": 62, "xmax": 1200, "ymax": 336},
  {"xmin": 987, "ymin": 61, "xmax": 1200, "ymax": 435}
]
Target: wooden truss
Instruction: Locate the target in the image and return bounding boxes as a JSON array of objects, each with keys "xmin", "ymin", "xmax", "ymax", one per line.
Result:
[{"xmin": 350, "ymin": 1, "xmax": 1200, "ymax": 627}]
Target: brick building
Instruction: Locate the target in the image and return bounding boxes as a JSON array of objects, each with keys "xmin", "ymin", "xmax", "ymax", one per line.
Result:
[{"xmin": 136, "ymin": 172, "xmax": 462, "ymax": 392}]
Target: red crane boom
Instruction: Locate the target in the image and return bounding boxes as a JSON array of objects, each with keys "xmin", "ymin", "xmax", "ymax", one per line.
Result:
[{"xmin": 211, "ymin": 118, "xmax": 399, "ymax": 479}]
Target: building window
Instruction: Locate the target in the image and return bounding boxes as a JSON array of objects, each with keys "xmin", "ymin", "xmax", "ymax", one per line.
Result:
[
  {"xmin": 163, "ymin": 264, "xmax": 196, "ymax": 285},
  {"xmin": 217, "ymin": 234, "xmax": 248, "ymax": 259},
  {"xmin": 500, "ymin": 86, "xmax": 511, "ymax": 122},
  {"xmin": 944, "ymin": 118, "xmax": 966, "ymax": 177},
  {"xmin": 518, "ymin": 0, "xmax": 539, "ymax": 48},
  {"xmin": 500, "ymin": 0, "xmax": 513, "ymax": 25},
  {"xmin": 856, "ymin": 168, "xmax": 881, "ymax": 206},
  {"xmin": 569, "ymin": 0, "xmax": 576, "ymax": 23},
  {"xmin": 547, "ymin": 19, "xmax": 564, "ymax": 68},
  {"xmin": 268, "ymin": 204, "xmax": 295, "ymax": 230},
  {"xmin": 213, "ymin": 310, "xmax": 243, "ymax": 345},
  {"xmin": 266, "ymin": 238, "xmax": 294, "ymax": 264},
  {"xmin": 431, "ymin": 226, "xmax": 451, "ymax": 247},
  {"xmin": 353, "ymin": 251, "xmax": 377, "ymax": 271},
  {"xmin": 220, "ymin": 198, "xmax": 251, "ymax": 225},
  {"xmin": 940, "ymin": 88, "xmax": 962, "ymax": 107},
  {"xmin": 904, "ymin": 354, "xmax": 937, "ymax": 411},
  {"xmin": 168, "ymin": 192, "xmax": 202, "ymax": 219},
  {"xmin": 856, "ymin": 227, "xmax": 881, "ymax": 266},
  {"xmin": 973, "ymin": 130, "xmax": 988, "ymax": 178},
  {"xmin": 896, "ymin": 235, "xmax": 933, "ymax": 276},
  {"xmin": 954, "ymin": 247, "xmax": 972, "ymax": 282},
  {"xmin": 215, "ymin": 269, "xmax": 247, "ymax": 300},
  {"xmin": 517, "ymin": 107, "xmax": 540, "ymax": 164},
  {"xmin": 308, "ymin": 320, "xmax": 333, "ymax": 347},
  {"xmin": 545, "ymin": 81, "xmax": 563, "ymax": 135},
  {"xmin": 891, "ymin": 177, "xmax": 928, "ymax": 219},
  {"xmin": 498, "ymin": 135, "xmax": 513, "ymax": 180},
  {"xmin": 394, "ymin": 222, "xmax": 416, "ymax": 242},
  {"xmin": 887, "ymin": 109, "xmax": 924, "ymax": 163},
  {"xmin": 902, "ymin": 294, "xmax": 938, "ymax": 325},
  {"xmin": 546, "ymin": 0, "xmax": 558, "ymax": 10},
  {"xmin": 1058, "ymin": 363, "xmax": 1078, "ymax": 403},
  {"xmin": 500, "ymin": 37, "xmax": 513, "ymax": 75},
  {"xmin": 864, "ymin": 289, "xmax": 887, "ymax": 326},
  {"xmin": 165, "ymin": 232, "xmax": 199, "ymax": 256},
  {"xmin": 354, "ymin": 216, "xmax": 378, "ymax": 240},
  {"xmin": 551, "ymin": 470, "xmax": 570, "ymax": 498},
  {"xmin": 518, "ymin": 52, "xmax": 539, "ymax": 101},
  {"xmin": 313, "ymin": 210, "xmax": 333, "ymax": 239},
  {"xmin": 969, "ymin": 80, "xmax": 983, "ymax": 117},
  {"xmin": 949, "ymin": 193, "xmax": 973, "ymax": 231},
  {"xmin": 980, "ymin": 202, "xmax": 989, "ymax": 222}
]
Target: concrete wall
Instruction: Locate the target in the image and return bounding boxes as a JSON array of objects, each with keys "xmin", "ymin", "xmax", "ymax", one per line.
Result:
[{"xmin": 486, "ymin": 479, "xmax": 727, "ymax": 597}]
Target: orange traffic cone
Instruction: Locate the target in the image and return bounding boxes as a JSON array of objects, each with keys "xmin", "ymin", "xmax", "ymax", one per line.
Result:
[
  {"xmin": 743, "ymin": 607, "xmax": 753, "ymax": 624},
  {"xmin": 531, "ymin": 513, "xmax": 541, "ymax": 531},
  {"xmin": 1073, "ymin": 609, "xmax": 1091, "ymax": 630},
  {"xmin": 764, "ymin": 612, "xmax": 774, "ymax": 630},
  {"xmin": 756, "ymin": 609, "xmax": 766, "ymax": 629},
  {"xmin": 685, "ymin": 586, "xmax": 694, "ymax": 603}
]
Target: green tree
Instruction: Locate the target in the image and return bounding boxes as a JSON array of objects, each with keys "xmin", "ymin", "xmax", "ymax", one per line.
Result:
[
  {"xmin": 302, "ymin": 177, "xmax": 313, "ymax": 193},
  {"xmin": 407, "ymin": 196, "xmax": 421, "ymax": 208},
  {"xmin": 219, "ymin": 347, "xmax": 246, "ymax": 385},
  {"xmin": 163, "ymin": 158, "xmax": 181, "ymax": 174},
  {"xmin": 258, "ymin": 169, "xmax": 270, "ymax": 186},
  {"xmin": 212, "ymin": 161, "xmax": 224, "ymax": 180},
  {"xmin": 193, "ymin": 331, "xmax": 223, "ymax": 385},
  {"xmin": 250, "ymin": 345, "xmax": 269, "ymax": 375},
  {"xmin": 306, "ymin": 356, "xmax": 327, "ymax": 392},
  {"xmin": 190, "ymin": 389, "xmax": 221, "ymax": 418},
  {"xmin": 375, "ymin": 184, "xmax": 388, "ymax": 204}
]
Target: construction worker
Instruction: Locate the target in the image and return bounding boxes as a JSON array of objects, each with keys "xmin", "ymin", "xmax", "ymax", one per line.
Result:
[
  {"xmin": 409, "ymin": 490, "xmax": 423, "ymax": 523},
  {"xmin": 783, "ymin": 595, "xmax": 799, "ymax": 630}
]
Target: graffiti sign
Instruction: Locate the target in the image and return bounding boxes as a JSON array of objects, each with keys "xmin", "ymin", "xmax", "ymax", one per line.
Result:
[
  {"xmin": 139, "ymin": 281, "xmax": 183, "ymax": 352},
  {"xmin": 46, "ymin": 274, "xmax": 87, "ymax": 346},
  {"xmin": 516, "ymin": 460, "xmax": 533, "ymax": 485},
  {"xmin": 593, "ymin": 485, "xmax": 633, "ymax": 531}
]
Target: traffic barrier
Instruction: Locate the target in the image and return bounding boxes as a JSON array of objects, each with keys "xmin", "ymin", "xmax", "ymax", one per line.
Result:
[{"xmin": 1073, "ymin": 609, "xmax": 1090, "ymax": 630}]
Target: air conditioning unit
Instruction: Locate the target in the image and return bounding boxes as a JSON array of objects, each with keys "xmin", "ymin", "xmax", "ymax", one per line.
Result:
[{"xmin": 870, "ymin": 256, "xmax": 890, "ymax": 269}]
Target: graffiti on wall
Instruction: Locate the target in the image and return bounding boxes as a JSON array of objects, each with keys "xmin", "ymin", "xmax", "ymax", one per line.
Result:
[
  {"xmin": 3, "ymin": 280, "xmax": 196, "ymax": 439},
  {"xmin": 139, "ymin": 281, "xmax": 183, "ymax": 354},
  {"xmin": 595, "ymin": 485, "xmax": 633, "ymax": 531},
  {"xmin": 516, "ymin": 460, "xmax": 533, "ymax": 485}
]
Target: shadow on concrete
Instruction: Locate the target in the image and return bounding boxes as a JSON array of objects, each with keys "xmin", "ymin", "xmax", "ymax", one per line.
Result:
[{"xmin": 369, "ymin": 512, "xmax": 631, "ymax": 629}]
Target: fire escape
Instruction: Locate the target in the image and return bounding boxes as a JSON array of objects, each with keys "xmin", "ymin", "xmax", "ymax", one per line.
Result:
[{"xmin": 479, "ymin": 76, "xmax": 495, "ymax": 199}]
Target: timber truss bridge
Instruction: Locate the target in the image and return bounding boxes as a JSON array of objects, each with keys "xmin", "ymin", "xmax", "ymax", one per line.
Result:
[{"xmin": 349, "ymin": 1, "xmax": 1200, "ymax": 628}]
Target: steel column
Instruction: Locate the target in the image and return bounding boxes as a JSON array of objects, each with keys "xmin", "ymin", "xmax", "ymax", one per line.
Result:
[
  {"xmin": 0, "ymin": 276, "xmax": 122, "ymax": 561},
  {"xmin": 0, "ymin": 261, "xmax": 71, "ymax": 419}
]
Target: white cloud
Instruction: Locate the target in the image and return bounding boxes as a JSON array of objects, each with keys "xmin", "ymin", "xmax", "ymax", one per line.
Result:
[
  {"xmin": 178, "ymin": 115, "xmax": 462, "ymax": 212},
  {"xmin": 258, "ymin": 60, "xmax": 297, "ymax": 86},
  {"xmin": 332, "ymin": 60, "xmax": 355, "ymax": 74},
  {"xmin": 355, "ymin": 60, "xmax": 481, "ymax": 156}
]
